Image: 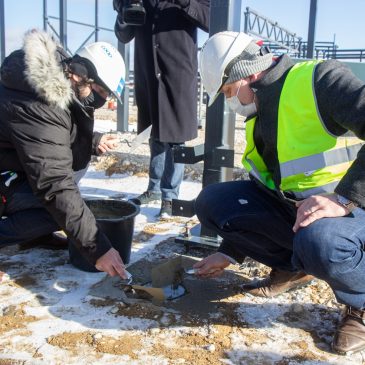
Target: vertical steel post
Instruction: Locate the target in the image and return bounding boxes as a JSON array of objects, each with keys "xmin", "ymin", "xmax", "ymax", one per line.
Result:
[
  {"xmin": 243, "ymin": 6, "xmax": 249, "ymax": 34},
  {"xmin": 60, "ymin": 0, "xmax": 67, "ymax": 49},
  {"xmin": 117, "ymin": 41, "xmax": 130, "ymax": 132},
  {"xmin": 306, "ymin": 0, "xmax": 317, "ymax": 59},
  {"xmin": 200, "ymin": 0, "xmax": 241, "ymax": 237},
  {"xmin": 43, "ymin": 0, "xmax": 48, "ymax": 31},
  {"xmin": 0, "ymin": 0, "xmax": 5, "ymax": 62},
  {"xmin": 95, "ymin": 0, "xmax": 99, "ymax": 42}
]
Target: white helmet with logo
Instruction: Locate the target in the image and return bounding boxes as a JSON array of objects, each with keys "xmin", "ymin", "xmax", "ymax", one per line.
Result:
[
  {"xmin": 77, "ymin": 42, "xmax": 126, "ymax": 103},
  {"xmin": 199, "ymin": 31, "xmax": 253, "ymax": 106}
]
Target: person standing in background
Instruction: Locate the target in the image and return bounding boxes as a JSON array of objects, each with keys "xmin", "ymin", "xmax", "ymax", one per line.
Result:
[{"xmin": 113, "ymin": 0, "xmax": 210, "ymax": 218}]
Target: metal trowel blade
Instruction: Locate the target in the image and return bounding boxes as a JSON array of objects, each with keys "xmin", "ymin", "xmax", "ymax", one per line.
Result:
[
  {"xmin": 163, "ymin": 285, "xmax": 186, "ymax": 300},
  {"xmin": 131, "ymin": 285, "xmax": 165, "ymax": 302},
  {"xmin": 129, "ymin": 125, "xmax": 152, "ymax": 152},
  {"xmin": 119, "ymin": 270, "xmax": 133, "ymax": 286},
  {"xmin": 131, "ymin": 284, "xmax": 186, "ymax": 302}
]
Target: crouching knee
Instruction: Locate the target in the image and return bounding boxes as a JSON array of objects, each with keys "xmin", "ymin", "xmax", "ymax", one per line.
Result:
[
  {"xmin": 195, "ymin": 184, "xmax": 219, "ymax": 224},
  {"xmin": 292, "ymin": 223, "xmax": 335, "ymax": 276}
]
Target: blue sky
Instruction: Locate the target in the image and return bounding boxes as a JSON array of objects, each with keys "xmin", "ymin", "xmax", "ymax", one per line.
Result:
[{"xmin": 3, "ymin": 0, "xmax": 365, "ymax": 55}]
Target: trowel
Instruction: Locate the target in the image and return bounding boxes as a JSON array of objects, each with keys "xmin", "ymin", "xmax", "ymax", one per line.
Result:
[
  {"xmin": 130, "ymin": 284, "xmax": 185, "ymax": 302},
  {"xmin": 124, "ymin": 255, "xmax": 200, "ymax": 302},
  {"xmin": 129, "ymin": 125, "xmax": 152, "ymax": 152},
  {"xmin": 120, "ymin": 270, "xmax": 133, "ymax": 285}
]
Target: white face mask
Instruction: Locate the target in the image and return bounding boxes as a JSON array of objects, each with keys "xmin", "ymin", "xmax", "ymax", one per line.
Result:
[{"xmin": 226, "ymin": 81, "xmax": 257, "ymax": 120}]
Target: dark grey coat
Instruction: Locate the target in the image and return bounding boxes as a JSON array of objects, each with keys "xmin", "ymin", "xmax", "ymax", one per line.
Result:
[
  {"xmin": 115, "ymin": 0, "xmax": 209, "ymax": 143},
  {"xmin": 250, "ymin": 55, "xmax": 365, "ymax": 208}
]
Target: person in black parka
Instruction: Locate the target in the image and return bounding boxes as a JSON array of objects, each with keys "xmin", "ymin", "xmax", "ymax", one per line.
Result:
[
  {"xmin": 0, "ymin": 30, "xmax": 127, "ymax": 279},
  {"xmin": 114, "ymin": 0, "xmax": 210, "ymax": 217}
]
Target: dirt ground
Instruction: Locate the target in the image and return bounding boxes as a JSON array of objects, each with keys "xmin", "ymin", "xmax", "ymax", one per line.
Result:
[
  {"xmin": 0, "ymin": 233, "xmax": 363, "ymax": 365},
  {"xmin": 0, "ymin": 110, "xmax": 364, "ymax": 364}
]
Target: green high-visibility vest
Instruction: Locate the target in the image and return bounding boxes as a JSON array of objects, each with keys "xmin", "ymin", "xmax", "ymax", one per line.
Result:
[{"xmin": 242, "ymin": 60, "xmax": 364, "ymax": 199}]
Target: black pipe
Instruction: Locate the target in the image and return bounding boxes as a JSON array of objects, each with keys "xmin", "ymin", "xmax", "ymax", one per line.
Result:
[
  {"xmin": 0, "ymin": 0, "xmax": 5, "ymax": 62},
  {"xmin": 307, "ymin": 0, "xmax": 318, "ymax": 59}
]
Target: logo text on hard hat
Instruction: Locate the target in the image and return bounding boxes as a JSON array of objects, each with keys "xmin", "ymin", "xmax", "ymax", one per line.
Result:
[{"xmin": 101, "ymin": 45, "xmax": 113, "ymax": 58}]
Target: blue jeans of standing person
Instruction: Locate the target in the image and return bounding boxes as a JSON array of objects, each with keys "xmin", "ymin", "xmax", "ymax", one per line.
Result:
[
  {"xmin": 147, "ymin": 137, "xmax": 184, "ymax": 201},
  {"xmin": 195, "ymin": 180, "xmax": 365, "ymax": 309},
  {"xmin": 0, "ymin": 180, "xmax": 59, "ymax": 246}
]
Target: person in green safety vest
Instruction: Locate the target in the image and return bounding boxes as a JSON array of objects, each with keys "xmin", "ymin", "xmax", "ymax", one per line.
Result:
[{"xmin": 194, "ymin": 31, "xmax": 365, "ymax": 355}]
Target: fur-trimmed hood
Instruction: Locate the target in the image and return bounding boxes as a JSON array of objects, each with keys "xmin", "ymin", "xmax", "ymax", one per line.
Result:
[{"xmin": 0, "ymin": 30, "xmax": 72, "ymax": 110}]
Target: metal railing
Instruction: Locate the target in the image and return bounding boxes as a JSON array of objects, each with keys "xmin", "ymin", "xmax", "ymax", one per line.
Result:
[
  {"xmin": 295, "ymin": 41, "xmax": 365, "ymax": 62},
  {"xmin": 244, "ymin": 7, "xmax": 365, "ymax": 62},
  {"xmin": 244, "ymin": 7, "xmax": 302, "ymax": 55}
]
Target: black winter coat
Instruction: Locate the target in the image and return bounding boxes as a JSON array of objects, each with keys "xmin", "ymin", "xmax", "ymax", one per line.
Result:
[
  {"xmin": 0, "ymin": 31, "xmax": 111, "ymax": 264},
  {"xmin": 69, "ymin": 102, "xmax": 103, "ymax": 172},
  {"xmin": 114, "ymin": 0, "xmax": 210, "ymax": 143}
]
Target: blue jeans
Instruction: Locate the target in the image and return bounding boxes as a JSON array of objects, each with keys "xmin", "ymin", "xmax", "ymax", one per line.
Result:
[
  {"xmin": 0, "ymin": 181, "xmax": 59, "ymax": 246},
  {"xmin": 147, "ymin": 138, "xmax": 184, "ymax": 201},
  {"xmin": 195, "ymin": 180, "xmax": 365, "ymax": 309}
]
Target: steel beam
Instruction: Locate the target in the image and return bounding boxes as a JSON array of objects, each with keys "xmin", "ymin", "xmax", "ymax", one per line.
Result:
[
  {"xmin": 203, "ymin": 0, "xmax": 239, "ymax": 187},
  {"xmin": 95, "ymin": 0, "xmax": 99, "ymax": 42},
  {"xmin": 173, "ymin": 0, "xmax": 241, "ymax": 249},
  {"xmin": 59, "ymin": 0, "xmax": 67, "ymax": 49},
  {"xmin": 244, "ymin": 7, "xmax": 302, "ymax": 55},
  {"xmin": 199, "ymin": 0, "xmax": 239, "ymax": 241},
  {"xmin": 117, "ymin": 41, "xmax": 130, "ymax": 132},
  {"xmin": 0, "ymin": 0, "xmax": 4, "ymax": 63},
  {"xmin": 307, "ymin": 0, "xmax": 318, "ymax": 59},
  {"xmin": 43, "ymin": 0, "xmax": 48, "ymax": 31}
]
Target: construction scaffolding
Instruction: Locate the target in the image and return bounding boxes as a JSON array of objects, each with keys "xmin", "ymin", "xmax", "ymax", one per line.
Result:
[{"xmin": 243, "ymin": 5, "xmax": 365, "ymax": 62}]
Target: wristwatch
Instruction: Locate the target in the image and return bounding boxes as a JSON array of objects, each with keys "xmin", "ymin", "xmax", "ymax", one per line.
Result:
[{"xmin": 336, "ymin": 194, "xmax": 358, "ymax": 212}]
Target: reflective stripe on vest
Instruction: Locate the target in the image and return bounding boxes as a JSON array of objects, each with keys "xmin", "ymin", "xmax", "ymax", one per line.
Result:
[
  {"xmin": 242, "ymin": 60, "xmax": 365, "ymax": 199},
  {"xmin": 280, "ymin": 139, "xmax": 363, "ymax": 178},
  {"xmin": 290, "ymin": 181, "xmax": 339, "ymax": 199}
]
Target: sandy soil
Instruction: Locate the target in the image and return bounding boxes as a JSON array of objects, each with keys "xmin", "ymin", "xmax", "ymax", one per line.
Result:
[
  {"xmin": 0, "ymin": 234, "xmax": 362, "ymax": 364},
  {"xmin": 0, "ymin": 111, "xmax": 364, "ymax": 364}
]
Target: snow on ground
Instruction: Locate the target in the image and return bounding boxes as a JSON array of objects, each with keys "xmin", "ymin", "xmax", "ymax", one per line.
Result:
[
  {"xmin": 0, "ymin": 119, "xmax": 364, "ymax": 364},
  {"xmin": 78, "ymin": 166, "xmax": 202, "ymax": 264}
]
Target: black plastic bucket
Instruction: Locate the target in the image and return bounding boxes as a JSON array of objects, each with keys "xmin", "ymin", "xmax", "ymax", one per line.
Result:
[{"xmin": 69, "ymin": 199, "xmax": 140, "ymax": 272}]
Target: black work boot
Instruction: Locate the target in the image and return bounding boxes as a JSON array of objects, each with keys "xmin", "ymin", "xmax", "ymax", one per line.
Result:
[
  {"xmin": 332, "ymin": 306, "xmax": 365, "ymax": 355},
  {"xmin": 159, "ymin": 200, "xmax": 172, "ymax": 219},
  {"xmin": 241, "ymin": 268, "xmax": 315, "ymax": 297},
  {"xmin": 129, "ymin": 191, "xmax": 161, "ymax": 205}
]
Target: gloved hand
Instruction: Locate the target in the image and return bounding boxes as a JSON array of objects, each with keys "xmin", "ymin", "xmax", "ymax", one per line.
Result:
[{"xmin": 167, "ymin": 0, "xmax": 190, "ymax": 8}]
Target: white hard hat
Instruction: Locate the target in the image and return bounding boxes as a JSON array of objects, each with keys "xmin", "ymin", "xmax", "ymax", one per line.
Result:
[
  {"xmin": 77, "ymin": 42, "xmax": 126, "ymax": 103},
  {"xmin": 199, "ymin": 31, "xmax": 253, "ymax": 106}
]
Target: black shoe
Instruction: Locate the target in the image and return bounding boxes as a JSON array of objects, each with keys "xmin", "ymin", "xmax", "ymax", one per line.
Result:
[
  {"xmin": 159, "ymin": 200, "xmax": 172, "ymax": 219},
  {"xmin": 19, "ymin": 233, "xmax": 68, "ymax": 250},
  {"xmin": 129, "ymin": 191, "xmax": 161, "ymax": 205}
]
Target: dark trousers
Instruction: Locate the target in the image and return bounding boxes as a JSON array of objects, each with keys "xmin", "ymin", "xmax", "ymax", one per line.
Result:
[
  {"xmin": 0, "ymin": 180, "xmax": 59, "ymax": 246},
  {"xmin": 195, "ymin": 180, "xmax": 365, "ymax": 309}
]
